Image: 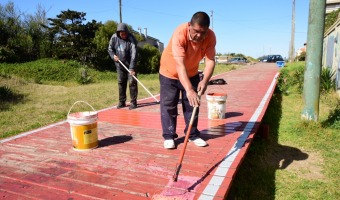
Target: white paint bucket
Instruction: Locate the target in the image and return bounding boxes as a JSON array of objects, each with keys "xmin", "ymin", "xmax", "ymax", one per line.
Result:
[
  {"xmin": 67, "ymin": 101, "xmax": 98, "ymax": 150},
  {"xmin": 206, "ymin": 93, "xmax": 227, "ymax": 119}
]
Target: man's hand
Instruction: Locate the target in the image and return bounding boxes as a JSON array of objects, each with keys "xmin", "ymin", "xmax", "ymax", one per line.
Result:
[
  {"xmin": 197, "ymin": 80, "xmax": 208, "ymax": 96},
  {"xmin": 187, "ymin": 89, "xmax": 200, "ymax": 107},
  {"xmin": 129, "ymin": 69, "xmax": 135, "ymax": 76},
  {"xmin": 113, "ymin": 55, "xmax": 119, "ymax": 62}
]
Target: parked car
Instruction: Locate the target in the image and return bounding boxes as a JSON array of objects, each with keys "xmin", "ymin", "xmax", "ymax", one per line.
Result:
[
  {"xmin": 266, "ymin": 55, "xmax": 284, "ymax": 62},
  {"xmin": 259, "ymin": 55, "xmax": 284, "ymax": 62},
  {"xmin": 259, "ymin": 55, "xmax": 269, "ymax": 62},
  {"xmin": 227, "ymin": 57, "xmax": 248, "ymax": 64}
]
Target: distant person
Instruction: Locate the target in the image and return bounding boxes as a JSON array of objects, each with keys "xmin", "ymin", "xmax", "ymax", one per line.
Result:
[
  {"xmin": 108, "ymin": 23, "xmax": 138, "ymax": 109},
  {"xmin": 159, "ymin": 11, "xmax": 216, "ymax": 149}
]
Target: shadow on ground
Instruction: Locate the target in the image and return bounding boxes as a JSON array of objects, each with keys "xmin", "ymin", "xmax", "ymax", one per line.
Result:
[
  {"xmin": 0, "ymin": 85, "xmax": 25, "ymax": 111},
  {"xmin": 98, "ymin": 135, "xmax": 133, "ymax": 148},
  {"xmin": 226, "ymin": 90, "xmax": 309, "ymax": 200},
  {"xmin": 135, "ymin": 101, "xmax": 160, "ymax": 108}
]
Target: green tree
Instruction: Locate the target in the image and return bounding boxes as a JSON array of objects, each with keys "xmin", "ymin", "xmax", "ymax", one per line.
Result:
[
  {"xmin": 92, "ymin": 20, "xmax": 118, "ymax": 70},
  {"xmin": 47, "ymin": 9, "xmax": 101, "ymax": 62},
  {"xmin": 93, "ymin": 21, "xmax": 117, "ymax": 51},
  {"xmin": 78, "ymin": 19, "xmax": 102, "ymax": 64},
  {"xmin": 0, "ymin": 1, "xmax": 31, "ymax": 62},
  {"xmin": 23, "ymin": 4, "xmax": 50, "ymax": 59},
  {"xmin": 0, "ymin": 2, "xmax": 51, "ymax": 62}
]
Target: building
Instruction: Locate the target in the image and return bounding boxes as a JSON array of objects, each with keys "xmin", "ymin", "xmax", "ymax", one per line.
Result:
[
  {"xmin": 296, "ymin": 43, "xmax": 307, "ymax": 58},
  {"xmin": 131, "ymin": 28, "xmax": 164, "ymax": 53},
  {"xmin": 326, "ymin": 0, "xmax": 340, "ymax": 14},
  {"xmin": 323, "ymin": 9, "xmax": 340, "ymax": 94}
]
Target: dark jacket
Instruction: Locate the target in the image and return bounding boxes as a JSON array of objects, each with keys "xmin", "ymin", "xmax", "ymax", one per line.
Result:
[{"xmin": 108, "ymin": 23, "xmax": 137, "ymax": 70}]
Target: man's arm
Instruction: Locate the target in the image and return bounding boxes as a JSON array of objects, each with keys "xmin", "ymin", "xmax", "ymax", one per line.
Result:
[
  {"xmin": 197, "ymin": 58, "xmax": 215, "ymax": 95},
  {"xmin": 129, "ymin": 38, "xmax": 137, "ymax": 70},
  {"xmin": 108, "ymin": 35, "xmax": 118, "ymax": 61},
  {"xmin": 198, "ymin": 30, "xmax": 216, "ymax": 94},
  {"xmin": 174, "ymin": 57, "xmax": 200, "ymax": 107}
]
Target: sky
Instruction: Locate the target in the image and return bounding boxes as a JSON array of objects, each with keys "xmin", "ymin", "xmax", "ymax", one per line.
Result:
[{"xmin": 4, "ymin": 0, "xmax": 310, "ymax": 59}]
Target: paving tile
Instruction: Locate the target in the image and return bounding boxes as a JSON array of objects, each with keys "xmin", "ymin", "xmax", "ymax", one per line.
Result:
[{"xmin": 0, "ymin": 63, "xmax": 279, "ymax": 199}]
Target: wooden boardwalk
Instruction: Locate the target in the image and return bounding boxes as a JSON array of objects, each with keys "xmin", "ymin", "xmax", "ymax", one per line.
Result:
[{"xmin": 0, "ymin": 63, "xmax": 279, "ymax": 200}]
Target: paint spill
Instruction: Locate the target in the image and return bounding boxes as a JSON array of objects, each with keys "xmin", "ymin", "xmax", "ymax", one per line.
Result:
[{"xmin": 152, "ymin": 176, "xmax": 199, "ymax": 200}]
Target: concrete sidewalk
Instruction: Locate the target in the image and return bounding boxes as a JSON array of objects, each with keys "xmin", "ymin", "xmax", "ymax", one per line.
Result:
[{"xmin": 0, "ymin": 63, "xmax": 279, "ymax": 200}]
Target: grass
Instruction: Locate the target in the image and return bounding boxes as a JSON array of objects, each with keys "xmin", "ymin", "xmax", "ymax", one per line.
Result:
[
  {"xmin": 0, "ymin": 60, "xmax": 241, "ymax": 138},
  {"xmin": 226, "ymin": 63, "xmax": 339, "ymax": 200}
]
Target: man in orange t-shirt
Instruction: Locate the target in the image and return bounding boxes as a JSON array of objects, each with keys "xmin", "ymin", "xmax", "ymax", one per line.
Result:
[{"xmin": 159, "ymin": 11, "xmax": 216, "ymax": 149}]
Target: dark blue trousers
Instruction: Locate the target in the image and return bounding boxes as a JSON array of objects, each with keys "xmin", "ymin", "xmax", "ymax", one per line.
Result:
[
  {"xmin": 116, "ymin": 66, "xmax": 138, "ymax": 103},
  {"xmin": 159, "ymin": 74, "xmax": 200, "ymax": 140}
]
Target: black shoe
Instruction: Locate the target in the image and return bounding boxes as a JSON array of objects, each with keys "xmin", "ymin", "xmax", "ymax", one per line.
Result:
[
  {"xmin": 117, "ymin": 102, "xmax": 126, "ymax": 109},
  {"xmin": 129, "ymin": 102, "xmax": 137, "ymax": 110}
]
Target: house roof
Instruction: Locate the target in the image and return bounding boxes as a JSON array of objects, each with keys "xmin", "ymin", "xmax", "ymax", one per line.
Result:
[{"xmin": 326, "ymin": 0, "xmax": 340, "ymax": 13}]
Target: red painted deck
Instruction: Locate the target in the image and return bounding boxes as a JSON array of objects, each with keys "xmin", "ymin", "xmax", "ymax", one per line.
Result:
[{"xmin": 0, "ymin": 63, "xmax": 279, "ymax": 200}]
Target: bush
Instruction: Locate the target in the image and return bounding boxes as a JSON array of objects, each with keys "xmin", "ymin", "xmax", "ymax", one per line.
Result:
[
  {"xmin": 326, "ymin": 106, "xmax": 340, "ymax": 129},
  {"xmin": 76, "ymin": 67, "xmax": 92, "ymax": 84},
  {"xmin": 325, "ymin": 8, "xmax": 340, "ymax": 32},
  {"xmin": 0, "ymin": 47, "xmax": 18, "ymax": 63},
  {"xmin": 292, "ymin": 64, "xmax": 305, "ymax": 93},
  {"xmin": 320, "ymin": 67, "xmax": 336, "ymax": 93},
  {"xmin": 278, "ymin": 62, "xmax": 337, "ymax": 95},
  {"xmin": 150, "ymin": 54, "xmax": 161, "ymax": 73},
  {"xmin": 277, "ymin": 62, "xmax": 305, "ymax": 94},
  {"xmin": 277, "ymin": 68, "xmax": 291, "ymax": 94},
  {"xmin": 0, "ymin": 85, "xmax": 24, "ymax": 110},
  {"xmin": 0, "ymin": 85, "xmax": 15, "ymax": 101},
  {"xmin": 296, "ymin": 51, "xmax": 306, "ymax": 61},
  {"xmin": 322, "ymin": 95, "xmax": 340, "ymax": 129},
  {"xmin": 137, "ymin": 44, "xmax": 161, "ymax": 74},
  {"xmin": 0, "ymin": 58, "xmax": 85, "ymax": 83}
]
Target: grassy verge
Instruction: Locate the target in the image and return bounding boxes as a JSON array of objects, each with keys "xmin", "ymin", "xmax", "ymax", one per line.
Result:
[
  {"xmin": 0, "ymin": 59, "xmax": 241, "ymax": 138},
  {"xmin": 226, "ymin": 62, "xmax": 339, "ymax": 199}
]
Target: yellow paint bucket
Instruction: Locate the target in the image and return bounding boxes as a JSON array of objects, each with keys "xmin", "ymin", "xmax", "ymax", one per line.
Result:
[
  {"xmin": 67, "ymin": 101, "xmax": 98, "ymax": 151},
  {"xmin": 206, "ymin": 93, "xmax": 227, "ymax": 119}
]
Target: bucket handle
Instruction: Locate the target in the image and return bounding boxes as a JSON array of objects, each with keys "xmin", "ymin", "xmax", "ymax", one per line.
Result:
[{"xmin": 68, "ymin": 101, "xmax": 96, "ymax": 116}]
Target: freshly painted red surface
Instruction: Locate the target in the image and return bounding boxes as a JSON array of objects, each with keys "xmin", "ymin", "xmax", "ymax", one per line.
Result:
[{"xmin": 0, "ymin": 63, "xmax": 279, "ymax": 199}]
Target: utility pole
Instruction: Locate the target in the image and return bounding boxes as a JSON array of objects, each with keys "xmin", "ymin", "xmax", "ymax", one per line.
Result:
[
  {"xmin": 210, "ymin": 10, "xmax": 214, "ymax": 30},
  {"xmin": 301, "ymin": 0, "xmax": 326, "ymax": 121},
  {"xmin": 289, "ymin": 0, "xmax": 296, "ymax": 62},
  {"xmin": 119, "ymin": 0, "xmax": 122, "ymax": 23}
]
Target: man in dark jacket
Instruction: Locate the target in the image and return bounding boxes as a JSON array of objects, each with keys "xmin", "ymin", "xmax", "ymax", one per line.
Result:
[{"xmin": 108, "ymin": 23, "xmax": 138, "ymax": 109}]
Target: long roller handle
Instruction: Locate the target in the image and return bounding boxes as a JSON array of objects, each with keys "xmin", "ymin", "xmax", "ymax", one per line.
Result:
[
  {"xmin": 117, "ymin": 59, "xmax": 159, "ymax": 103},
  {"xmin": 173, "ymin": 105, "xmax": 199, "ymax": 182}
]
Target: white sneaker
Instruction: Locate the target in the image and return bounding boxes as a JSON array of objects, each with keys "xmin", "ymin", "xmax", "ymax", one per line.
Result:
[
  {"xmin": 189, "ymin": 137, "xmax": 208, "ymax": 147},
  {"xmin": 164, "ymin": 139, "xmax": 175, "ymax": 149}
]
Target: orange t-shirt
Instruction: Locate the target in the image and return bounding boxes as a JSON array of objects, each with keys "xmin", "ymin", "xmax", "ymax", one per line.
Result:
[{"xmin": 160, "ymin": 23, "xmax": 216, "ymax": 79}]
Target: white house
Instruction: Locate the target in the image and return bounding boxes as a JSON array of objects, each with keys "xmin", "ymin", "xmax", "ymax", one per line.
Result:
[
  {"xmin": 326, "ymin": 0, "xmax": 340, "ymax": 14},
  {"xmin": 323, "ymin": 9, "xmax": 340, "ymax": 94}
]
